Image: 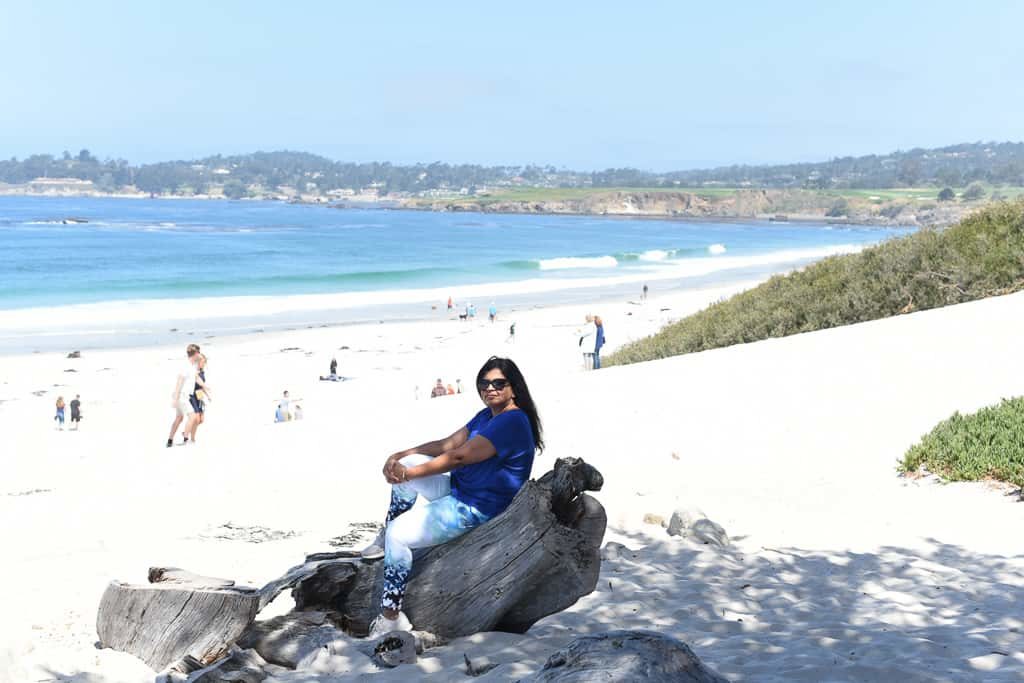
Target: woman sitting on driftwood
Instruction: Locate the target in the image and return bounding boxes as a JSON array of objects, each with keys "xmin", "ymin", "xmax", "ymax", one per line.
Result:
[{"xmin": 361, "ymin": 356, "xmax": 544, "ymax": 637}]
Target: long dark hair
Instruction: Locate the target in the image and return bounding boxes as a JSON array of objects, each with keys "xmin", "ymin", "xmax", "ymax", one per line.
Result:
[{"xmin": 476, "ymin": 356, "xmax": 544, "ymax": 453}]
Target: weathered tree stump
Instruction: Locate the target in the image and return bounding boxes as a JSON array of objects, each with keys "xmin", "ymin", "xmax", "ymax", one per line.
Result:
[
  {"xmin": 290, "ymin": 457, "xmax": 606, "ymax": 638},
  {"xmin": 96, "ymin": 581, "xmax": 259, "ymax": 671},
  {"xmin": 530, "ymin": 630, "xmax": 730, "ymax": 682}
]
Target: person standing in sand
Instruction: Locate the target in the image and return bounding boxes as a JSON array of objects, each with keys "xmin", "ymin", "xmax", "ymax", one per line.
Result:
[
  {"xmin": 360, "ymin": 356, "xmax": 543, "ymax": 637},
  {"xmin": 167, "ymin": 344, "xmax": 210, "ymax": 447},
  {"xmin": 592, "ymin": 315, "xmax": 606, "ymax": 369},
  {"xmin": 642, "ymin": 283, "xmax": 648, "ymax": 301},
  {"xmin": 54, "ymin": 396, "xmax": 65, "ymax": 430},
  {"xmin": 186, "ymin": 353, "xmax": 208, "ymax": 444},
  {"xmin": 69, "ymin": 394, "xmax": 82, "ymax": 430}
]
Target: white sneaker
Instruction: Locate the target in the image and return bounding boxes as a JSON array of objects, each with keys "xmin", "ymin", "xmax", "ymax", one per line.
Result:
[
  {"xmin": 368, "ymin": 611, "xmax": 413, "ymax": 639},
  {"xmin": 360, "ymin": 528, "xmax": 385, "ymax": 560}
]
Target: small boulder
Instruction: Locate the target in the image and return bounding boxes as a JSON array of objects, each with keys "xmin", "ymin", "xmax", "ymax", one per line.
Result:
[
  {"xmin": 530, "ymin": 630, "xmax": 729, "ymax": 682},
  {"xmin": 67, "ymin": 350, "xmax": 81, "ymax": 359},
  {"xmin": 667, "ymin": 507, "xmax": 729, "ymax": 547}
]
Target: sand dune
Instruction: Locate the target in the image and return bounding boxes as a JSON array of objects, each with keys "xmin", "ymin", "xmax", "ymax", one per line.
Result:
[{"xmin": 2, "ymin": 286, "xmax": 1023, "ymax": 681}]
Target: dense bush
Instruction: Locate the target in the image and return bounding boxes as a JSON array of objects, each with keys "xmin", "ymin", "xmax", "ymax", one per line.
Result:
[
  {"xmin": 607, "ymin": 200, "xmax": 1024, "ymax": 365},
  {"xmin": 902, "ymin": 398, "xmax": 1024, "ymax": 488}
]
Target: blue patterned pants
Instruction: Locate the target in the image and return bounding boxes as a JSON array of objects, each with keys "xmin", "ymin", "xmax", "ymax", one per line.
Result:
[{"xmin": 380, "ymin": 454, "xmax": 490, "ymax": 612}]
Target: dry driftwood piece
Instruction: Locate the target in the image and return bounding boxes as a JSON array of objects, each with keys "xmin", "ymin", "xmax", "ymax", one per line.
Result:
[
  {"xmin": 149, "ymin": 566, "xmax": 236, "ymax": 588},
  {"xmin": 96, "ymin": 581, "xmax": 260, "ymax": 672},
  {"xmin": 530, "ymin": 630, "xmax": 730, "ymax": 682},
  {"xmin": 291, "ymin": 456, "xmax": 605, "ymax": 638}
]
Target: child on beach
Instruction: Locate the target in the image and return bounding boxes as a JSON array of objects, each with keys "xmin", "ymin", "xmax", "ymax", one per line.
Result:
[{"xmin": 55, "ymin": 396, "xmax": 65, "ymax": 429}]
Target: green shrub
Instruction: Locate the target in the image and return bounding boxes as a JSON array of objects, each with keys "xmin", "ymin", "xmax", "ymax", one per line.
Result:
[
  {"xmin": 608, "ymin": 200, "xmax": 1024, "ymax": 366},
  {"xmin": 901, "ymin": 398, "xmax": 1024, "ymax": 488}
]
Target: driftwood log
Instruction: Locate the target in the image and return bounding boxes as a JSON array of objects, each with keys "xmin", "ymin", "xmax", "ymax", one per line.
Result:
[
  {"xmin": 530, "ymin": 630, "xmax": 730, "ymax": 682},
  {"xmin": 96, "ymin": 457, "xmax": 605, "ymax": 673},
  {"xmin": 95, "ymin": 581, "xmax": 259, "ymax": 671},
  {"xmin": 291, "ymin": 456, "xmax": 606, "ymax": 637}
]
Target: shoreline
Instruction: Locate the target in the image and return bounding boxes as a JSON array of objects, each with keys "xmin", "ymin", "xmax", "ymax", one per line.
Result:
[{"xmin": 0, "ymin": 246, "xmax": 868, "ymax": 355}]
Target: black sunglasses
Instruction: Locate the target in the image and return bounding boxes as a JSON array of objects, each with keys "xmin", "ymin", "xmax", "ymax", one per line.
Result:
[{"xmin": 477, "ymin": 378, "xmax": 510, "ymax": 391}]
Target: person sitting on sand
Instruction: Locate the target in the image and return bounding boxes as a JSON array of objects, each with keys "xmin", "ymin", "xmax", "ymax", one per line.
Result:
[
  {"xmin": 69, "ymin": 394, "xmax": 82, "ymax": 430},
  {"xmin": 361, "ymin": 356, "xmax": 543, "ymax": 637},
  {"xmin": 430, "ymin": 379, "xmax": 446, "ymax": 398},
  {"xmin": 55, "ymin": 396, "xmax": 65, "ymax": 429},
  {"xmin": 446, "ymin": 383, "xmax": 455, "ymax": 395}
]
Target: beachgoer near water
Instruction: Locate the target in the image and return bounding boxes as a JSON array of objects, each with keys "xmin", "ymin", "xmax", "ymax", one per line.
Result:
[
  {"xmin": 186, "ymin": 353, "xmax": 208, "ymax": 443},
  {"xmin": 168, "ymin": 344, "xmax": 210, "ymax": 447},
  {"xmin": 468, "ymin": 302, "xmax": 477, "ymax": 318},
  {"xmin": 55, "ymin": 396, "xmax": 65, "ymax": 429},
  {"xmin": 642, "ymin": 283, "xmax": 648, "ymax": 301},
  {"xmin": 507, "ymin": 321, "xmax": 516, "ymax": 343},
  {"xmin": 447, "ymin": 296, "xmax": 453, "ymax": 311},
  {"xmin": 456, "ymin": 379, "xmax": 463, "ymax": 394},
  {"xmin": 488, "ymin": 302, "xmax": 497, "ymax": 323},
  {"xmin": 446, "ymin": 384, "xmax": 455, "ymax": 395},
  {"xmin": 593, "ymin": 316, "xmax": 606, "ymax": 369},
  {"xmin": 431, "ymin": 379, "xmax": 446, "ymax": 398},
  {"xmin": 330, "ymin": 357, "xmax": 338, "ymax": 376},
  {"xmin": 361, "ymin": 356, "xmax": 544, "ymax": 637},
  {"xmin": 70, "ymin": 394, "xmax": 82, "ymax": 430}
]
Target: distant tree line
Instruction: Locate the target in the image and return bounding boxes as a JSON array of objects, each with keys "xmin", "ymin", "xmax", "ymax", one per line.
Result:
[{"xmin": 2, "ymin": 142, "xmax": 1022, "ymax": 197}]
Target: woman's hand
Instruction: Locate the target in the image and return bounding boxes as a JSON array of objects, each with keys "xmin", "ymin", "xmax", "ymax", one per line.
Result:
[
  {"xmin": 386, "ymin": 462, "xmax": 410, "ymax": 485},
  {"xmin": 382, "ymin": 452, "xmax": 408, "ymax": 482}
]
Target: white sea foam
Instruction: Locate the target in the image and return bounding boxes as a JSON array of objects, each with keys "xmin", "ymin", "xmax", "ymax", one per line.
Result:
[
  {"xmin": 0, "ymin": 244, "xmax": 867, "ymax": 337},
  {"xmin": 708, "ymin": 243, "xmax": 727, "ymax": 255},
  {"xmin": 638, "ymin": 250, "xmax": 670, "ymax": 262},
  {"xmin": 537, "ymin": 256, "xmax": 618, "ymax": 270}
]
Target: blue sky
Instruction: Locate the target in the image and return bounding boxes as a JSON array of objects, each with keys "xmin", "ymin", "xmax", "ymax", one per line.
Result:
[{"xmin": 1, "ymin": 1, "xmax": 1021, "ymax": 170}]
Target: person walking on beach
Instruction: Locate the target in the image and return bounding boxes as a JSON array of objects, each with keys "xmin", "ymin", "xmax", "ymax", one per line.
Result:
[
  {"xmin": 456, "ymin": 379, "xmax": 463, "ymax": 394},
  {"xmin": 592, "ymin": 316, "xmax": 606, "ymax": 369},
  {"xmin": 431, "ymin": 379, "xmax": 447, "ymax": 398},
  {"xmin": 69, "ymin": 394, "xmax": 82, "ymax": 430},
  {"xmin": 168, "ymin": 344, "xmax": 210, "ymax": 446},
  {"xmin": 186, "ymin": 353, "xmax": 208, "ymax": 444},
  {"xmin": 642, "ymin": 283, "xmax": 648, "ymax": 301},
  {"xmin": 447, "ymin": 296, "xmax": 453, "ymax": 311},
  {"xmin": 330, "ymin": 357, "xmax": 338, "ymax": 377},
  {"xmin": 507, "ymin": 321, "xmax": 516, "ymax": 343},
  {"xmin": 488, "ymin": 302, "xmax": 497, "ymax": 323},
  {"xmin": 54, "ymin": 396, "xmax": 65, "ymax": 429},
  {"xmin": 360, "ymin": 356, "xmax": 543, "ymax": 637}
]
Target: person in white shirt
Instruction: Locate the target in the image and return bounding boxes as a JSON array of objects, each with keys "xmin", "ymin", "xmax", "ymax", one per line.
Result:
[{"xmin": 167, "ymin": 344, "xmax": 211, "ymax": 447}]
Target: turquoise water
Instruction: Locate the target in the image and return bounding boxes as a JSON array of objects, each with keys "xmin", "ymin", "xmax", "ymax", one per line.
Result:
[{"xmin": 0, "ymin": 196, "xmax": 910, "ymax": 310}]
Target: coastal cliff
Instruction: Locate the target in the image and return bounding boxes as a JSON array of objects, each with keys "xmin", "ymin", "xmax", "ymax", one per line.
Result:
[{"xmin": 404, "ymin": 189, "xmax": 975, "ymax": 228}]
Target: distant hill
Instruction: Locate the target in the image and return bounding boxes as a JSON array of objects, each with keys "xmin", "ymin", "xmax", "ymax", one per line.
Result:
[{"xmin": 1, "ymin": 142, "xmax": 1022, "ymax": 198}]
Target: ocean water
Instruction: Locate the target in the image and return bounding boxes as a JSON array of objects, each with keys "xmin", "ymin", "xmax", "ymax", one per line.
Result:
[{"xmin": 0, "ymin": 196, "xmax": 909, "ymax": 309}]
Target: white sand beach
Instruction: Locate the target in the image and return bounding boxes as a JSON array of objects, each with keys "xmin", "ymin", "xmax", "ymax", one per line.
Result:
[{"xmin": 2, "ymin": 284, "xmax": 1024, "ymax": 682}]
